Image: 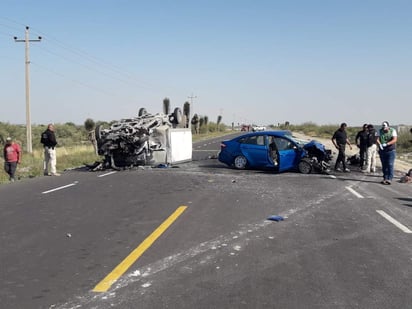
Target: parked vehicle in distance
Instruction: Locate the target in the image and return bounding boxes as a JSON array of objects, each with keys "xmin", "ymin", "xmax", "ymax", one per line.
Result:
[
  {"xmin": 241, "ymin": 124, "xmax": 251, "ymax": 132},
  {"xmin": 218, "ymin": 131, "xmax": 332, "ymax": 174},
  {"xmin": 252, "ymin": 125, "xmax": 266, "ymax": 132}
]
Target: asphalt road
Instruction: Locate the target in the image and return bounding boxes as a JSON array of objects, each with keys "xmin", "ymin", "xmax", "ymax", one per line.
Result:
[{"xmin": 1, "ymin": 135, "xmax": 411, "ymax": 309}]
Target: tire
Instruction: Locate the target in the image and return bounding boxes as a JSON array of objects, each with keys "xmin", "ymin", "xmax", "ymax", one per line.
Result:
[
  {"xmin": 172, "ymin": 107, "xmax": 183, "ymax": 124},
  {"xmin": 234, "ymin": 155, "xmax": 248, "ymax": 169},
  {"xmin": 138, "ymin": 108, "xmax": 147, "ymax": 116},
  {"xmin": 95, "ymin": 125, "xmax": 103, "ymax": 143},
  {"xmin": 298, "ymin": 159, "xmax": 312, "ymax": 174}
]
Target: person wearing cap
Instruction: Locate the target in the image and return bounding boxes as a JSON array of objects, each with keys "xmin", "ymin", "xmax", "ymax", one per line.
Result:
[
  {"xmin": 377, "ymin": 121, "xmax": 397, "ymax": 185},
  {"xmin": 364, "ymin": 124, "xmax": 378, "ymax": 173},
  {"xmin": 332, "ymin": 122, "xmax": 353, "ymax": 172},
  {"xmin": 3, "ymin": 137, "xmax": 22, "ymax": 182},
  {"xmin": 40, "ymin": 124, "xmax": 60, "ymax": 176},
  {"xmin": 355, "ymin": 124, "xmax": 369, "ymax": 170}
]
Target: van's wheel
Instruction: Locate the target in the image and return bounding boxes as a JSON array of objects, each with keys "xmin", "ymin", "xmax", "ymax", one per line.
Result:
[
  {"xmin": 138, "ymin": 108, "xmax": 147, "ymax": 116},
  {"xmin": 172, "ymin": 107, "xmax": 183, "ymax": 124},
  {"xmin": 95, "ymin": 125, "xmax": 103, "ymax": 144},
  {"xmin": 298, "ymin": 159, "xmax": 312, "ymax": 174},
  {"xmin": 234, "ymin": 155, "xmax": 247, "ymax": 169}
]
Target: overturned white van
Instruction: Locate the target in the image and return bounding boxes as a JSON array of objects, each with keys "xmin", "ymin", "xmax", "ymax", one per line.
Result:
[{"xmin": 94, "ymin": 107, "xmax": 192, "ymax": 169}]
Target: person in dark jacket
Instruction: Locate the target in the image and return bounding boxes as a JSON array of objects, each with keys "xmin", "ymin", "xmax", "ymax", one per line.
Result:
[
  {"xmin": 355, "ymin": 124, "xmax": 369, "ymax": 170},
  {"xmin": 363, "ymin": 124, "xmax": 378, "ymax": 173},
  {"xmin": 332, "ymin": 123, "xmax": 353, "ymax": 172},
  {"xmin": 41, "ymin": 124, "xmax": 60, "ymax": 176}
]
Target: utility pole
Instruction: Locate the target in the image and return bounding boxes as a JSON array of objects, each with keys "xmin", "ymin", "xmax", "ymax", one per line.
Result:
[
  {"xmin": 188, "ymin": 93, "xmax": 197, "ymax": 114},
  {"xmin": 14, "ymin": 26, "xmax": 42, "ymax": 153},
  {"xmin": 187, "ymin": 93, "xmax": 197, "ymax": 129}
]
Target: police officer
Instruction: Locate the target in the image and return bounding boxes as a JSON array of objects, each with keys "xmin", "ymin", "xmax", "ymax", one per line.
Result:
[
  {"xmin": 41, "ymin": 124, "xmax": 60, "ymax": 176},
  {"xmin": 332, "ymin": 123, "xmax": 353, "ymax": 172}
]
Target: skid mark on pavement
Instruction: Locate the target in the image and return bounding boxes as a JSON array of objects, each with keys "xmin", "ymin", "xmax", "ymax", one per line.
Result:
[
  {"xmin": 54, "ymin": 220, "xmax": 273, "ymax": 308},
  {"xmin": 53, "ymin": 191, "xmax": 343, "ymax": 308}
]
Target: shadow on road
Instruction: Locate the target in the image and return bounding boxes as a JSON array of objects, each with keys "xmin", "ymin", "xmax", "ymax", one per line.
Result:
[{"xmin": 396, "ymin": 197, "xmax": 412, "ymax": 208}]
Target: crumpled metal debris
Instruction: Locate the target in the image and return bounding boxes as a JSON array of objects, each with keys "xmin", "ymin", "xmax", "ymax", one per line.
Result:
[{"xmin": 93, "ymin": 108, "xmax": 183, "ymax": 169}]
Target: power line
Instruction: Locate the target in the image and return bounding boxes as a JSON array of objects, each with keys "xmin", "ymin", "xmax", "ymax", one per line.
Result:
[
  {"xmin": 2, "ymin": 18, "xmax": 159, "ymax": 92},
  {"xmin": 35, "ymin": 45, "xmax": 153, "ymax": 90},
  {"xmin": 30, "ymin": 27, "xmax": 156, "ymax": 90},
  {"xmin": 3, "ymin": 18, "xmax": 190, "ymax": 123},
  {"xmin": 31, "ymin": 61, "xmax": 118, "ymax": 97}
]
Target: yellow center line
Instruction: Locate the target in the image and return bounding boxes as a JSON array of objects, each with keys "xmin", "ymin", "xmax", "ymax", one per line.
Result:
[{"xmin": 93, "ymin": 205, "xmax": 188, "ymax": 292}]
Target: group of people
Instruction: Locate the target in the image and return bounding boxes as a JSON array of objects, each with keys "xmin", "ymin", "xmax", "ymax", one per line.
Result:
[
  {"xmin": 1, "ymin": 121, "xmax": 402, "ymax": 185},
  {"xmin": 332, "ymin": 121, "xmax": 398, "ymax": 185},
  {"xmin": 3, "ymin": 123, "xmax": 60, "ymax": 182}
]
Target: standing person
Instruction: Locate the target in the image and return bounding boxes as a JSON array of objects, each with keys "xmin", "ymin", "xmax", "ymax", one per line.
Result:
[
  {"xmin": 355, "ymin": 124, "xmax": 369, "ymax": 170},
  {"xmin": 41, "ymin": 124, "xmax": 60, "ymax": 176},
  {"xmin": 332, "ymin": 123, "xmax": 353, "ymax": 172},
  {"xmin": 377, "ymin": 121, "xmax": 397, "ymax": 185},
  {"xmin": 364, "ymin": 124, "xmax": 378, "ymax": 173},
  {"xmin": 3, "ymin": 137, "xmax": 21, "ymax": 182}
]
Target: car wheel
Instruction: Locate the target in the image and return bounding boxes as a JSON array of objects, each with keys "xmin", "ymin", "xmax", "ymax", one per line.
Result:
[
  {"xmin": 95, "ymin": 124, "xmax": 104, "ymax": 144},
  {"xmin": 234, "ymin": 155, "xmax": 247, "ymax": 169},
  {"xmin": 138, "ymin": 108, "xmax": 147, "ymax": 116},
  {"xmin": 172, "ymin": 107, "xmax": 183, "ymax": 124},
  {"xmin": 298, "ymin": 159, "xmax": 312, "ymax": 174}
]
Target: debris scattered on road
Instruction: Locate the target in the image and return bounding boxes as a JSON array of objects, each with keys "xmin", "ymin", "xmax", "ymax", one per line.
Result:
[
  {"xmin": 399, "ymin": 168, "xmax": 412, "ymax": 183},
  {"xmin": 267, "ymin": 215, "xmax": 284, "ymax": 222}
]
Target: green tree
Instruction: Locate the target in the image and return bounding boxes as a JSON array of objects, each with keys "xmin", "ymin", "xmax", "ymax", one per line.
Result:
[
  {"xmin": 191, "ymin": 114, "xmax": 199, "ymax": 134},
  {"xmin": 163, "ymin": 97, "xmax": 170, "ymax": 114},
  {"xmin": 84, "ymin": 118, "xmax": 97, "ymax": 153},
  {"xmin": 217, "ymin": 115, "xmax": 222, "ymax": 131},
  {"xmin": 84, "ymin": 118, "xmax": 95, "ymax": 131},
  {"xmin": 183, "ymin": 101, "xmax": 190, "ymax": 128},
  {"xmin": 204, "ymin": 116, "xmax": 209, "ymax": 133}
]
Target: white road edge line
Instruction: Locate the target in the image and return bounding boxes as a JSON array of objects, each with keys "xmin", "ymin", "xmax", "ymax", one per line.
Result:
[
  {"xmin": 376, "ymin": 210, "xmax": 412, "ymax": 234},
  {"xmin": 98, "ymin": 171, "xmax": 117, "ymax": 177},
  {"xmin": 345, "ymin": 186, "xmax": 364, "ymax": 198},
  {"xmin": 42, "ymin": 183, "xmax": 77, "ymax": 194}
]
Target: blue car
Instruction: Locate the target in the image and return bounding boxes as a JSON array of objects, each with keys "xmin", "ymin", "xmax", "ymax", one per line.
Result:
[{"xmin": 218, "ymin": 131, "xmax": 332, "ymax": 174}]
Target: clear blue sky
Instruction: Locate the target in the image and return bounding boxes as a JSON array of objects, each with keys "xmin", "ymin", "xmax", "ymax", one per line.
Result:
[{"xmin": 1, "ymin": 0, "xmax": 411, "ymax": 126}]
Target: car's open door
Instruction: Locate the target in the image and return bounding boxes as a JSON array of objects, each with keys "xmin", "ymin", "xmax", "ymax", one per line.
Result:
[{"xmin": 271, "ymin": 137, "xmax": 299, "ymax": 172}]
